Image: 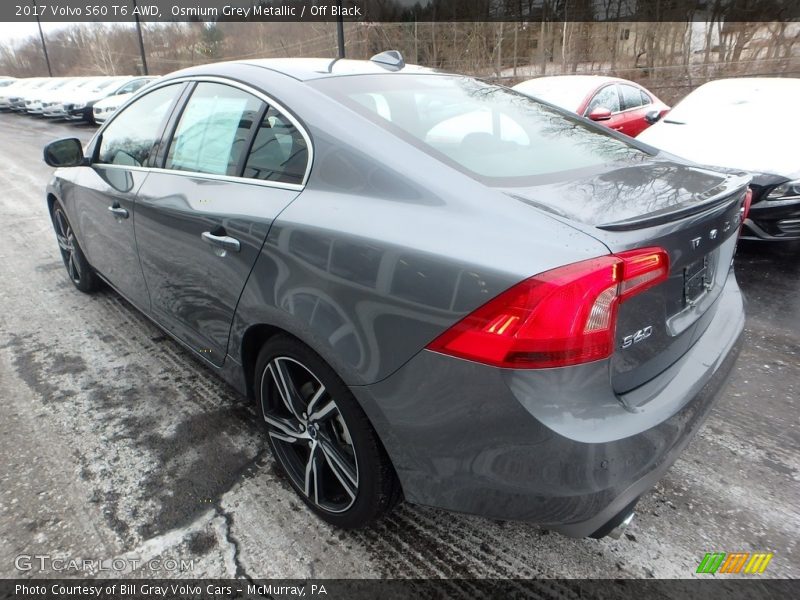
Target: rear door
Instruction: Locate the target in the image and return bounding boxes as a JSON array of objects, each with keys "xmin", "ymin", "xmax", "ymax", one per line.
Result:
[
  {"xmin": 134, "ymin": 80, "xmax": 310, "ymax": 366},
  {"xmin": 617, "ymin": 83, "xmax": 652, "ymax": 137}
]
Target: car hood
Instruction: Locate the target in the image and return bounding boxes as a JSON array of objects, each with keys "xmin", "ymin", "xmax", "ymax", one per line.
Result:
[
  {"xmin": 501, "ymin": 158, "xmax": 748, "ymax": 229},
  {"xmin": 638, "ymin": 120, "xmax": 799, "ymax": 180}
]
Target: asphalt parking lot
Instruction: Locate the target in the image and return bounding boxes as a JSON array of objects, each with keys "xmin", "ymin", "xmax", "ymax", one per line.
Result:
[{"xmin": 0, "ymin": 111, "xmax": 798, "ymax": 580}]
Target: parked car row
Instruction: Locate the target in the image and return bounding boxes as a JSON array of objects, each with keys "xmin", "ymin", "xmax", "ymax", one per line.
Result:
[{"xmin": 0, "ymin": 75, "xmax": 158, "ymax": 124}]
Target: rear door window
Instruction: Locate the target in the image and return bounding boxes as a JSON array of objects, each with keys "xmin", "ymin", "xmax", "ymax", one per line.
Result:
[
  {"xmin": 243, "ymin": 107, "xmax": 309, "ymax": 184},
  {"xmin": 620, "ymin": 84, "xmax": 645, "ymax": 111}
]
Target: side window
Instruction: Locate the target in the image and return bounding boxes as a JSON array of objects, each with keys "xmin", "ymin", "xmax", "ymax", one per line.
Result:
[
  {"xmin": 243, "ymin": 107, "xmax": 309, "ymax": 184},
  {"xmin": 640, "ymin": 90, "xmax": 652, "ymax": 105},
  {"xmin": 166, "ymin": 82, "xmax": 263, "ymax": 176},
  {"xmin": 620, "ymin": 84, "xmax": 644, "ymax": 111},
  {"xmin": 97, "ymin": 83, "xmax": 182, "ymax": 167},
  {"xmin": 585, "ymin": 85, "xmax": 620, "ymax": 114}
]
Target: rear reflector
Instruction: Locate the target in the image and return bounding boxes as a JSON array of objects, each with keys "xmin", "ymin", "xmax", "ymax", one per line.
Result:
[{"xmin": 426, "ymin": 248, "xmax": 669, "ymax": 369}]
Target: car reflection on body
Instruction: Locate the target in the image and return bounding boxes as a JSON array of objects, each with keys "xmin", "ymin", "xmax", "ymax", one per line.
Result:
[{"xmin": 513, "ymin": 75, "xmax": 670, "ymax": 137}]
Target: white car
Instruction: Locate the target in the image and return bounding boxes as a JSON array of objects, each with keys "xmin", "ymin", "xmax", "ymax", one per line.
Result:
[
  {"xmin": 41, "ymin": 77, "xmax": 107, "ymax": 118},
  {"xmin": 63, "ymin": 76, "xmax": 153, "ymax": 123},
  {"xmin": 637, "ymin": 77, "xmax": 800, "ymax": 241},
  {"xmin": 27, "ymin": 78, "xmax": 84, "ymax": 115},
  {"xmin": 93, "ymin": 76, "xmax": 159, "ymax": 123},
  {"xmin": 0, "ymin": 78, "xmax": 41, "ymax": 109},
  {"xmin": 24, "ymin": 78, "xmax": 73, "ymax": 114}
]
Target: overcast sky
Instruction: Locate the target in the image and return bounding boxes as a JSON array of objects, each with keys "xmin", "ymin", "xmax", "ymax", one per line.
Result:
[{"xmin": 0, "ymin": 21, "xmax": 79, "ymax": 47}]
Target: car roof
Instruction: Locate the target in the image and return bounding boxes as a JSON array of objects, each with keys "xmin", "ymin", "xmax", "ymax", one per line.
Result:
[
  {"xmin": 512, "ymin": 75, "xmax": 627, "ymax": 111},
  {"xmin": 232, "ymin": 57, "xmax": 436, "ymax": 81}
]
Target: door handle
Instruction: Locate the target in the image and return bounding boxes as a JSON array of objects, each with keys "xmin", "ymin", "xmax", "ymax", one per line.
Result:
[
  {"xmin": 108, "ymin": 205, "xmax": 129, "ymax": 219},
  {"xmin": 201, "ymin": 231, "xmax": 240, "ymax": 253}
]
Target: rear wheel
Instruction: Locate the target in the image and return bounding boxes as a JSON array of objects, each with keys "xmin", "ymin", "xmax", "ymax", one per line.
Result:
[
  {"xmin": 51, "ymin": 201, "xmax": 100, "ymax": 293},
  {"xmin": 255, "ymin": 335, "xmax": 400, "ymax": 528}
]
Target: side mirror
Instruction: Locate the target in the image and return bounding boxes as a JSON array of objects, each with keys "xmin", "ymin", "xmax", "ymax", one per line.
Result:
[
  {"xmin": 644, "ymin": 109, "xmax": 662, "ymax": 124},
  {"xmin": 43, "ymin": 138, "xmax": 85, "ymax": 167},
  {"xmin": 588, "ymin": 107, "xmax": 612, "ymax": 121}
]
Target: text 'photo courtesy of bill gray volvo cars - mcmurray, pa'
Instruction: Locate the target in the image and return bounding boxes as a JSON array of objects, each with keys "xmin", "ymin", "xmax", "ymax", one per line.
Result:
[{"xmin": 42, "ymin": 52, "xmax": 752, "ymax": 539}]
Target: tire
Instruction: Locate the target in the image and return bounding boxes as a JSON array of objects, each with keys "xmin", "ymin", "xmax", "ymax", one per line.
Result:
[
  {"xmin": 51, "ymin": 201, "xmax": 100, "ymax": 293},
  {"xmin": 254, "ymin": 335, "xmax": 401, "ymax": 528}
]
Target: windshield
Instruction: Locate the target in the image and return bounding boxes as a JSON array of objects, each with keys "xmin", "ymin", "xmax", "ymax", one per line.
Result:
[
  {"xmin": 311, "ymin": 74, "xmax": 649, "ymax": 185},
  {"xmin": 42, "ymin": 79, "xmax": 69, "ymax": 90}
]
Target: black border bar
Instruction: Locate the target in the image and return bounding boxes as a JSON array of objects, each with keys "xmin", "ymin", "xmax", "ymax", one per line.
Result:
[
  {"xmin": 3, "ymin": 1, "xmax": 800, "ymax": 23},
  {"xmin": 2, "ymin": 579, "xmax": 799, "ymax": 600}
]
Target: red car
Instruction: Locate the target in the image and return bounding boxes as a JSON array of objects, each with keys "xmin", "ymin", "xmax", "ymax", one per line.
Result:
[{"xmin": 513, "ymin": 75, "xmax": 670, "ymax": 137}]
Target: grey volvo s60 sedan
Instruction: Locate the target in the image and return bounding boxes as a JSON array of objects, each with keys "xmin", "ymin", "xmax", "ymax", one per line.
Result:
[{"xmin": 43, "ymin": 53, "xmax": 750, "ymax": 538}]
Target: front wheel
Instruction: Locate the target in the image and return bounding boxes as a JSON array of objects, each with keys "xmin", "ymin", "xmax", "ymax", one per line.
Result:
[
  {"xmin": 254, "ymin": 336, "xmax": 401, "ymax": 528},
  {"xmin": 51, "ymin": 201, "xmax": 100, "ymax": 293}
]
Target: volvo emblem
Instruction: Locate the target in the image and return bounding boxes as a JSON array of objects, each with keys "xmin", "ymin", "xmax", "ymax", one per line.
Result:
[{"xmin": 691, "ymin": 237, "xmax": 702, "ymax": 249}]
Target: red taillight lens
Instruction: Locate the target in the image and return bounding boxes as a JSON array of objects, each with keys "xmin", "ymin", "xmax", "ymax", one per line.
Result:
[
  {"xmin": 742, "ymin": 188, "xmax": 753, "ymax": 222},
  {"xmin": 426, "ymin": 248, "xmax": 669, "ymax": 369}
]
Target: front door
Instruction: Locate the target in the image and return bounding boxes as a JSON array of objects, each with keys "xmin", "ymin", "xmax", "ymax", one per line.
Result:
[
  {"xmin": 75, "ymin": 83, "xmax": 186, "ymax": 309},
  {"xmin": 584, "ymin": 83, "xmax": 625, "ymax": 133},
  {"xmin": 134, "ymin": 81, "xmax": 310, "ymax": 366}
]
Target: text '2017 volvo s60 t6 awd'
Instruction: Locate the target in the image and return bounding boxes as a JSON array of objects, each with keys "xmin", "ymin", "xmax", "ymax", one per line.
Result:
[{"xmin": 43, "ymin": 52, "xmax": 750, "ymax": 538}]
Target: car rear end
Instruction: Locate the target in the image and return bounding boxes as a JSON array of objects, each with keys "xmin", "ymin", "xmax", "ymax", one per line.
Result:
[
  {"xmin": 354, "ymin": 182, "xmax": 748, "ymax": 537},
  {"xmin": 310, "ymin": 71, "xmax": 749, "ymax": 535}
]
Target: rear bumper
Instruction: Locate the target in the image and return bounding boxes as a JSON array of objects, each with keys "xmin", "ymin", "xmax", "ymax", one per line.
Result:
[{"xmin": 351, "ymin": 271, "xmax": 744, "ymax": 536}]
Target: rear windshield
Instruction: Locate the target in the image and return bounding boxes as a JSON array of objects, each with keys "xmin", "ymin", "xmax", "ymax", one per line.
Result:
[{"xmin": 311, "ymin": 74, "xmax": 650, "ymax": 186}]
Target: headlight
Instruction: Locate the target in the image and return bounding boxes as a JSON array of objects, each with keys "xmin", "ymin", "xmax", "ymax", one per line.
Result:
[
  {"xmin": 72, "ymin": 102, "xmax": 86, "ymax": 109},
  {"xmin": 766, "ymin": 180, "xmax": 800, "ymax": 201}
]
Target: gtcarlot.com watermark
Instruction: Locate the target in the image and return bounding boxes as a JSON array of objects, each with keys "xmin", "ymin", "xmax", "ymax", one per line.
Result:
[{"xmin": 15, "ymin": 554, "xmax": 194, "ymax": 574}]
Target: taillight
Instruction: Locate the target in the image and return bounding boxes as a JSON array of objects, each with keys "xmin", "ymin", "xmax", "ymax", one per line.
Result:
[
  {"xmin": 742, "ymin": 188, "xmax": 753, "ymax": 222},
  {"xmin": 426, "ymin": 248, "xmax": 669, "ymax": 369}
]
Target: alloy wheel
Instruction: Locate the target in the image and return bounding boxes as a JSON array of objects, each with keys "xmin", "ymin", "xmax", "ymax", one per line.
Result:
[
  {"xmin": 53, "ymin": 208, "xmax": 82, "ymax": 285},
  {"xmin": 260, "ymin": 356, "xmax": 359, "ymax": 513}
]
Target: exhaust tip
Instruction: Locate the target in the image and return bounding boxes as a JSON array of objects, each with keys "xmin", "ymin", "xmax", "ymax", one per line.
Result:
[{"xmin": 606, "ymin": 511, "xmax": 635, "ymax": 540}]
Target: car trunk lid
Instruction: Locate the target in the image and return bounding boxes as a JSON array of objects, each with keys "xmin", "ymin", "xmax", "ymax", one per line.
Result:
[{"xmin": 503, "ymin": 160, "xmax": 750, "ymax": 395}]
